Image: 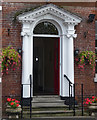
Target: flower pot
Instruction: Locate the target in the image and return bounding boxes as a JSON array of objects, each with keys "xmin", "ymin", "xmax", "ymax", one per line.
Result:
[
  {"xmin": 6, "ymin": 105, "xmax": 22, "ymax": 118},
  {"xmin": 88, "ymin": 103, "xmax": 97, "ymax": 116}
]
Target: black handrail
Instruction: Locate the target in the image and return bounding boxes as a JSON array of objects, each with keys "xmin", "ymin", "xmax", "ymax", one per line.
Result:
[
  {"xmin": 64, "ymin": 74, "xmax": 84, "ymax": 116},
  {"xmin": 64, "ymin": 74, "xmax": 73, "ymax": 110},
  {"xmin": 73, "ymin": 84, "xmax": 75, "ymax": 116},
  {"xmin": 81, "ymin": 84, "xmax": 84, "ymax": 116},
  {"xmin": 64, "ymin": 74, "xmax": 73, "ymax": 85},
  {"xmin": 21, "ymin": 84, "xmax": 23, "ymax": 118}
]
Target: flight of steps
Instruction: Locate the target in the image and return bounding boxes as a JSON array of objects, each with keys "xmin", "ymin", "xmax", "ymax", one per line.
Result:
[
  {"xmin": 22, "ymin": 95, "xmax": 76, "ymax": 118},
  {"xmin": 32, "ymin": 95, "xmax": 66, "ymax": 107}
]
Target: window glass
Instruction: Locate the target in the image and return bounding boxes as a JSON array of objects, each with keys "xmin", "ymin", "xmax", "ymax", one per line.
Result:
[
  {"xmin": 95, "ymin": 48, "xmax": 97, "ymax": 55},
  {"xmin": 95, "ymin": 62, "xmax": 97, "ymax": 73},
  {"xmin": 95, "ymin": 40, "xmax": 97, "ymax": 47},
  {"xmin": 96, "ymin": 21, "xmax": 97, "ymax": 34},
  {"xmin": 34, "ymin": 21, "xmax": 58, "ymax": 35},
  {"xmin": 96, "ymin": 21, "xmax": 97, "ymax": 39},
  {"xmin": 95, "ymin": 21, "xmax": 97, "ymax": 73},
  {"xmin": 96, "ymin": 35, "xmax": 97, "ymax": 40}
]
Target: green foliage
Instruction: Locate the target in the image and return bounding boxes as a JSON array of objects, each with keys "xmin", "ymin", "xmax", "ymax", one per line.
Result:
[
  {"xmin": 7, "ymin": 98, "xmax": 20, "ymax": 108},
  {"xmin": 75, "ymin": 50, "xmax": 96, "ymax": 71},
  {"xmin": 79, "ymin": 51, "xmax": 95, "ymax": 67},
  {"xmin": 1, "ymin": 46, "xmax": 21, "ymax": 74}
]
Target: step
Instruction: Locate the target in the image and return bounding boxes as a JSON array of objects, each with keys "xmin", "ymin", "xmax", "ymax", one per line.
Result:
[
  {"xmin": 23, "ymin": 106, "xmax": 69, "ymax": 111},
  {"xmin": 33, "ymin": 95, "xmax": 60, "ymax": 98},
  {"xmin": 32, "ymin": 95, "xmax": 65, "ymax": 108},
  {"xmin": 21, "ymin": 95, "xmax": 85, "ymax": 118},
  {"xmin": 19, "ymin": 116, "xmax": 96, "ymax": 120},
  {"xmin": 32, "ymin": 99, "xmax": 64, "ymax": 103},
  {"xmin": 32, "ymin": 102, "xmax": 66, "ymax": 108},
  {"xmin": 33, "ymin": 95, "xmax": 61, "ymax": 102},
  {"xmin": 23, "ymin": 110, "xmax": 74, "ymax": 114}
]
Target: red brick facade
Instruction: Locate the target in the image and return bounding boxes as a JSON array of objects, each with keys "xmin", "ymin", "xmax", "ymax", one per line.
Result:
[{"xmin": 2, "ymin": 2, "xmax": 97, "ymax": 99}]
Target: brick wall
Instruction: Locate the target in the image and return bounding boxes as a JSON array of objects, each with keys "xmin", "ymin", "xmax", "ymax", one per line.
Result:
[
  {"xmin": 67, "ymin": 6, "xmax": 96, "ymax": 96},
  {"xmin": 2, "ymin": 2, "xmax": 96, "ymax": 98}
]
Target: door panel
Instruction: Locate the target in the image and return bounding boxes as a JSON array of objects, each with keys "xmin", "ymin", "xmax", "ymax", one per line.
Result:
[
  {"xmin": 54, "ymin": 38, "xmax": 60, "ymax": 94},
  {"xmin": 33, "ymin": 37, "xmax": 59, "ymax": 95}
]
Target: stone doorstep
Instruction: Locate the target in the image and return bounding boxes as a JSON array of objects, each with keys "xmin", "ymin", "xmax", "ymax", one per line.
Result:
[
  {"xmin": 32, "ymin": 99, "xmax": 65, "ymax": 103},
  {"xmin": 32, "ymin": 95, "xmax": 65, "ymax": 108},
  {"xmin": 32, "ymin": 103, "xmax": 66, "ymax": 108},
  {"xmin": 33, "ymin": 95, "xmax": 60, "ymax": 98},
  {"xmin": 33, "ymin": 95, "xmax": 60, "ymax": 100}
]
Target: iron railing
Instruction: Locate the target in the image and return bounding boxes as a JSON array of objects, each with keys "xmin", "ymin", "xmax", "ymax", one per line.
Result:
[
  {"xmin": 64, "ymin": 74, "xmax": 73, "ymax": 110},
  {"xmin": 64, "ymin": 74, "xmax": 84, "ymax": 116},
  {"xmin": 2, "ymin": 74, "xmax": 85, "ymax": 118}
]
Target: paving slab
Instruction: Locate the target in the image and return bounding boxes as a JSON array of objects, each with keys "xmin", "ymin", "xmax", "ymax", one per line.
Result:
[{"xmin": 1, "ymin": 116, "xmax": 96, "ymax": 120}]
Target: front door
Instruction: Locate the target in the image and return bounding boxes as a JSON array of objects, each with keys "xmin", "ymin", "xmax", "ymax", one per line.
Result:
[{"xmin": 33, "ymin": 37, "xmax": 59, "ymax": 95}]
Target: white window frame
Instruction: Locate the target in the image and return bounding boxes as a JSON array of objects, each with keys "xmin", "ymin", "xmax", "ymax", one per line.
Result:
[{"xmin": 94, "ymin": 21, "xmax": 97, "ymax": 82}]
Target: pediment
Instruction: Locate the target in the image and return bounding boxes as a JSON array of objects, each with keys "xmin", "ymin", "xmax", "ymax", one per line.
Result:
[{"xmin": 18, "ymin": 4, "xmax": 82, "ymax": 24}]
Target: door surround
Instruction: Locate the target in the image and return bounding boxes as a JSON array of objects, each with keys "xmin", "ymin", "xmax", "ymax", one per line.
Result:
[{"xmin": 18, "ymin": 4, "xmax": 81, "ymax": 98}]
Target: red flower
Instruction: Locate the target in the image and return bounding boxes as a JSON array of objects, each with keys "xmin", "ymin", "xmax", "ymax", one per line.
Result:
[
  {"xmin": 10, "ymin": 102, "xmax": 14, "ymax": 106},
  {"xmin": 16, "ymin": 104, "xmax": 19, "ymax": 107},
  {"xmin": 13, "ymin": 68, "xmax": 15, "ymax": 71},
  {"xmin": 75, "ymin": 58, "xmax": 79, "ymax": 62},
  {"xmin": 12, "ymin": 99, "xmax": 15, "ymax": 101},
  {"xmin": 15, "ymin": 100, "xmax": 19, "ymax": 103},
  {"xmin": 92, "ymin": 96, "xmax": 95, "ymax": 99},
  {"xmin": 7, "ymin": 98, "xmax": 11, "ymax": 102},
  {"xmin": 92, "ymin": 100, "xmax": 94, "ymax": 102},
  {"xmin": 86, "ymin": 101, "xmax": 89, "ymax": 104}
]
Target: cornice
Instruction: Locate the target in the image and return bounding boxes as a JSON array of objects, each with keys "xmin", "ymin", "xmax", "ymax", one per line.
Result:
[{"xmin": 18, "ymin": 4, "xmax": 82, "ymax": 24}]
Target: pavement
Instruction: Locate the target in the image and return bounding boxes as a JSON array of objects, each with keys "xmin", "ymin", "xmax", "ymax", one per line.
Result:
[{"xmin": 1, "ymin": 116, "xmax": 97, "ymax": 120}]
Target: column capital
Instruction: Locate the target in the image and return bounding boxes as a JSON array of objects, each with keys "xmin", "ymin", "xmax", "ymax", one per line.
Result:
[
  {"xmin": 66, "ymin": 34, "xmax": 77, "ymax": 39},
  {"xmin": 21, "ymin": 31, "xmax": 31, "ymax": 37}
]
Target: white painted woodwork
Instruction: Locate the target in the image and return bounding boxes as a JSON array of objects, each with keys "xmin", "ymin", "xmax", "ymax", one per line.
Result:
[{"xmin": 0, "ymin": 6, "xmax": 2, "ymax": 11}]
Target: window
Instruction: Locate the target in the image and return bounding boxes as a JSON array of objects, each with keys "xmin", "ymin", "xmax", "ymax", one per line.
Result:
[
  {"xmin": 96, "ymin": 21, "xmax": 97, "ymax": 40},
  {"xmin": 95, "ymin": 21, "xmax": 97, "ymax": 82},
  {"xmin": 95, "ymin": 21, "xmax": 97, "ymax": 72},
  {"xmin": 33, "ymin": 21, "xmax": 58, "ymax": 35}
]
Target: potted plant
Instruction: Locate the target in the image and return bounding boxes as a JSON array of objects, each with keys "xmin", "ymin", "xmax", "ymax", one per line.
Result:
[
  {"xmin": 6, "ymin": 98, "xmax": 22, "ymax": 118},
  {"xmin": 1, "ymin": 46, "xmax": 21, "ymax": 75},
  {"xmin": 83, "ymin": 96, "xmax": 97, "ymax": 116},
  {"xmin": 75, "ymin": 50, "xmax": 96, "ymax": 71}
]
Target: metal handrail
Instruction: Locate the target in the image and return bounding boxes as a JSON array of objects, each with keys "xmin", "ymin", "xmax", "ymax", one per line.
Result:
[
  {"xmin": 64, "ymin": 74, "xmax": 84, "ymax": 116},
  {"xmin": 64, "ymin": 74, "xmax": 74, "ymax": 111},
  {"xmin": 64, "ymin": 74, "xmax": 73, "ymax": 85}
]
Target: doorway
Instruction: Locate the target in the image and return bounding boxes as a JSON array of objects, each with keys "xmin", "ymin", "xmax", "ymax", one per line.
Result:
[{"xmin": 33, "ymin": 37, "xmax": 60, "ymax": 95}]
